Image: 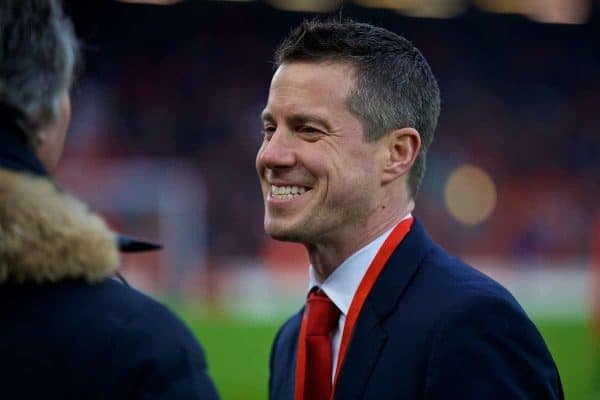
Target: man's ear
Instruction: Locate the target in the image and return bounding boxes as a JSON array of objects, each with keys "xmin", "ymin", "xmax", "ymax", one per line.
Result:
[{"xmin": 380, "ymin": 127, "xmax": 421, "ymax": 185}]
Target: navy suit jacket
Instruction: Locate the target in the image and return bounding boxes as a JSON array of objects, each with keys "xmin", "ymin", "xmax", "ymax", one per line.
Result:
[{"xmin": 269, "ymin": 219, "xmax": 563, "ymax": 399}]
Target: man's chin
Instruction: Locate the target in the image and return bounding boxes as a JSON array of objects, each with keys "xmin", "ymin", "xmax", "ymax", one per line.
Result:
[
  {"xmin": 267, "ymin": 231, "xmax": 300, "ymax": 243},
  {"xmin": 265, "ymin": 224, "xmax": 305, "ymax": 243}
]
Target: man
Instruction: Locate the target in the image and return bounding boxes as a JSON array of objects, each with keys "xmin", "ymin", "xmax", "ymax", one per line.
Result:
[
  {"xmin": 257, "ymin": 19, "xmax": 563, "ymax": 399},
  {"xmin": 0, "ymin": 1, "xmax": 219, "ymax": 398}
]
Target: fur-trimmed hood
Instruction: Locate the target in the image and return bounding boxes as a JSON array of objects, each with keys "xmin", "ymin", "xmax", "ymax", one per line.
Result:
[{"xmin": 0, "ymin": 167, "xmax": 119, "ymax": 283}]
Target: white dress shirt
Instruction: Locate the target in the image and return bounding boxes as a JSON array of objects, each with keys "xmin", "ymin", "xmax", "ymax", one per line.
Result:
[{"xmin": 307, "ymin": 213, "xmax": 412, "ymax": 380}]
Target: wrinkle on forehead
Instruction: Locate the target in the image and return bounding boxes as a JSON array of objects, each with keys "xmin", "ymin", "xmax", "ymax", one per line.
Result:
[
  {"xmin": 266, "ymin": 62, "xmax": 358, "ymax": 124},
  {"xmin": 273, "ymin": 62, "xmax": 355, "ymax": 98}
]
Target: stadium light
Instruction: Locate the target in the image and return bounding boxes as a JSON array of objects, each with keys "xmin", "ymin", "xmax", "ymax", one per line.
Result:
[
  {"xmin": 266, "ymin": 0, "xmax": 341, "ymax": 12},
  {"xmin": 355, "ymin": 0, "xmax": 467, "ymax": 18},
  {"xmin": 444, "ymin": 164, "xmax": 497, "ymax": 227},
  {"xmin": 116, "ymin": 0, "xmax": 183, "ymax": 4},
  {"xmin": 474, "ymin": 0, "xmax": 589, "ymax": 24}
]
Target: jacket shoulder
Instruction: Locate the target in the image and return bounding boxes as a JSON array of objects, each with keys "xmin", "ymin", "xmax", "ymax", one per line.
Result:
[
  {"xmin": 0, "ymin": 278, "xmax": 220, "ymax": 399},
  {"xmin": 417, "ymin": 244, "xmax": 523, "ymax": 311},
  {"xmin": 422, "ymin": 289, "xmax": 563, "ymax": 399},
  {"xmin": 413, "ymin": 247, "xmax": 564, "ymax": 399},
  {"xmin": 68, "ymin": 279, "xmax": 221, "ymax": 399}
]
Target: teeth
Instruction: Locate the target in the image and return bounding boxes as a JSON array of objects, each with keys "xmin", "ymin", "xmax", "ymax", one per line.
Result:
[{"xmin": 271, "ymin": 185, "xmax": 308, "ymax": 197}]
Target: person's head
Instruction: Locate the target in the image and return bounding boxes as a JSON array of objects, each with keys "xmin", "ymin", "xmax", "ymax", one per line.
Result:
[
  {"xmin": 256, "ymin": 19, "xmax": 440, "ymax": 250},
  {"xmin": 0, "ymin": 0, "xmax": 79, "ymax": 172}
]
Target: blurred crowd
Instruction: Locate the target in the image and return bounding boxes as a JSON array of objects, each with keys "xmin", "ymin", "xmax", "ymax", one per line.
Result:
[{"xmin": 62, "ymin": 1, "xmax": 599, "ymax": 266}]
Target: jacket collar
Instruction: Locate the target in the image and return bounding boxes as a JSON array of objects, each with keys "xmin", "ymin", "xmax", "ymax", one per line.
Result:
[
  {"xmin": 0, "ymin": 114, "xmax": 160, "ymax": 283},
  {"xmin": 0, "ymin": 166, "xmax": 120, "ymax": 284}
]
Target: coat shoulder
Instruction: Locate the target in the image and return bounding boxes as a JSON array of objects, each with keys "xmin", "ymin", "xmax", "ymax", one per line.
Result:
[
  {"xmin": 0, "ymin": 279, "xmax": 220, "ymax": 399},
  {"xmin": 71, "ymin": 279, "xmax": 220, "ymax": 397},
  {"xmin": 94, "ymin": 280, "xmax": 220, "ymax": 399}
]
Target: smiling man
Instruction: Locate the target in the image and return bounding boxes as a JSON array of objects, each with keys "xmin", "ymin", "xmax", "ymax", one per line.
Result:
[{"xmin": 257, "ymin": 19, "xmax": 563, "ymax": 400}]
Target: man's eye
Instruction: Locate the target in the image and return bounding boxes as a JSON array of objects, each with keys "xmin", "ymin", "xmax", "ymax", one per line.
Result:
[
  {"xmin": 262, "ymin": 126, "xmax": 276, "ymax": 138},
  {"xmin": 298, "ymin": 126, "xmax": 321, "ymax": 134}
]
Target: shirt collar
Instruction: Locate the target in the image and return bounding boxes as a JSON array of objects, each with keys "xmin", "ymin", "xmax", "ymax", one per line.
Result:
[{"xmin": 308, "ymin": 213, "xmax": 412, "ymax": 316}]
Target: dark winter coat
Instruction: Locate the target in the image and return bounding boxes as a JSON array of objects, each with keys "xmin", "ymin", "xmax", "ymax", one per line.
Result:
[{"xmin": 0, "ymin": 126, "xmax": 220, "ymax": 399}]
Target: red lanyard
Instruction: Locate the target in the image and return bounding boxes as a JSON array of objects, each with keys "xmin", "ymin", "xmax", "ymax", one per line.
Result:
[{"xmin": 294, "ymin": 217, "xmax": 414, "ymax": 400}]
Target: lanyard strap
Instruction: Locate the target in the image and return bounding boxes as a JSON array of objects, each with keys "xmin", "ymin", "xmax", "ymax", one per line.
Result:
[{"xmin": 294, "ymin": 217, "xmax": 414, "ymax": 400}]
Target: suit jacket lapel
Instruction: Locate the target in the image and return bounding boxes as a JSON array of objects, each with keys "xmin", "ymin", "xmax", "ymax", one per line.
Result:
[
  {"xmin": 333, "ymin": 302, "xmax": 387, "ymax": 400},
  {"xmin": 273, "ymin": 311, "xmax": 303, "ymax": 400},
  {"xmin": 333, "ymin": 218, "xmax": 434, "ymax": 399},
  {"xmin": 367, "ymin": 218, "xmax": 434, "ymax": 319}
]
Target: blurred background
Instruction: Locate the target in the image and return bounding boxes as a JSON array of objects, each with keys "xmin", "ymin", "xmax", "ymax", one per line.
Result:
[{"xmin": 61, "ymin": 0, "xmax": 599, "ymax": 398}]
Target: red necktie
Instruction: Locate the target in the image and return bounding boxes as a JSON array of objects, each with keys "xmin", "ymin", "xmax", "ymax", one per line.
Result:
[{"xmin": 302, "ymin": 289, "xmax": 341, "ymax": 400}]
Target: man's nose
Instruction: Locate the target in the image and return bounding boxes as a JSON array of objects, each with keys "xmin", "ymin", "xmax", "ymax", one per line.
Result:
[{"xmin": 257, "ymin": 129, "xmax": 296, "ymax": 170}]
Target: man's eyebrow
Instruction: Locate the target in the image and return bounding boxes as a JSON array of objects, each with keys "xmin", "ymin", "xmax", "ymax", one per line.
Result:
[
  {"xmin": 260, "ymin": 110, "xmax": 332, "ymax": 130},
  {"xmin": 260, "ymin": 110, "xmax": 274, "ymax": 123}
]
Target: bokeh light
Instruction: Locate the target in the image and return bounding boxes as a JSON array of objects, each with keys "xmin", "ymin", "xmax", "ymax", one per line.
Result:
[{"xmin": 444, "ymin": 164, "xmax": 497, "ymax": 226}]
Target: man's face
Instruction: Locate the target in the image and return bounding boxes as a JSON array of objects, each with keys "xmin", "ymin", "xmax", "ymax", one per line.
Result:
[
  {"xmin": 256, "ymin": 62, "xmax": 385, "ymax": 245},
  {"xmin": 36, "ymin": 91, "xmax": 71, "ymax": 173}
]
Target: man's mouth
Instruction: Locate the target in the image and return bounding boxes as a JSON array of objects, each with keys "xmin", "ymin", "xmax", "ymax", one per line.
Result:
[{"xmin": 270, "ymin": 185, "xmax": 311, "ymax": 200}]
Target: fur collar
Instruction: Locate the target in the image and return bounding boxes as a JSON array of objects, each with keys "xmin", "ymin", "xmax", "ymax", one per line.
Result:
[{"xmin": 0, "ymin": 168, "xmax": 119, "ymax": 283}]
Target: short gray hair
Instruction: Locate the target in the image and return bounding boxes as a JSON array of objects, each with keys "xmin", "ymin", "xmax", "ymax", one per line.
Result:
[{"xmin": 0, "ymin": 0, "xmax": 79, "ymax": 144}]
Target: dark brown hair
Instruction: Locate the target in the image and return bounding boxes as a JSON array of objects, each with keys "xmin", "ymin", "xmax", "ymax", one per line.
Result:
[{"xmin": 275, "ymin": 19, "xmax": 440, "ymax": 198}]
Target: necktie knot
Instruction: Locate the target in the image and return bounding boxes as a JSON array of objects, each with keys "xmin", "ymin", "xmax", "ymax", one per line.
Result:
[{"xmin": 306, "ymin": 289, "xmax": 340, "ymax": 337}]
